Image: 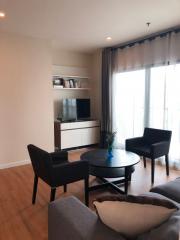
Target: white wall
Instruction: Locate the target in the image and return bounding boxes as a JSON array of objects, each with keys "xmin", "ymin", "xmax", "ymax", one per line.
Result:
[
  {"xmin": 0, "ymin": 31, "xmax": 102, "ymax": 168},
  {"xmin": 91, "ymin": 50, "xmax": 102, "ymax": 120},
  {"xmin": 0, "ymin": 31, "xmax": 54, "ymax": 168},
  {"xmin": 52, "ymin": 49, "xmax": 92, "ymax": 68}
]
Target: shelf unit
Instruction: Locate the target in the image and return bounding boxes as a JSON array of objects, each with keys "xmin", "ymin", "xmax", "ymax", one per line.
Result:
[
  {"xmin": 53, "ymin": 75, "xmax": 89, "ymax": 79},
  {"xmin": 52, "ymin": 65, "xmax": 92, "ymax": 120},
  {"xmin": 52, "ymin": 65, "xmax": 91, "ymax": 90},
  {"xmin": 53, "ymin": 87, "xmax": 91, "ymax": 90}
]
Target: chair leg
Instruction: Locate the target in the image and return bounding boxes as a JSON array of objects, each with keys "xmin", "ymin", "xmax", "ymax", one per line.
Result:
[
  {"xmin": 125, "ymin": 167, "xmax": 131, "ymax": 194},
  {"xmin": 50, "ymin": 188, "xmax": 56, "ymax": 202},
  {"xmin": 84, "ymin": 178, "xmax": 89, "ymax": 207},
  {"xmin": 151, "ymin": 159, "xmax": 155, "ymax": 184},
  {"xmin": 165, "ymin": 155, "xmax": 169, "ymax": 176},
  {"xmin": 143, "ymin": 156, "xmax": 146, "ymax": 168},
  {"xmin": 63, "ymin": 184, "xmax": 67, "ymax": 193},
  {"xmin": 128, "ymin": 173, "xmax": 132, "ymax": 182},
  {"xmin": 32, "ymin": 175, "xmax": 38, "ymax": 204}
]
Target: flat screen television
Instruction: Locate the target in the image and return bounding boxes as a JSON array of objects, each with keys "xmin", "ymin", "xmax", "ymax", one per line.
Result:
[{"xmin": 62, "ymin": 98, "xmax": 90, "ymax": 121}]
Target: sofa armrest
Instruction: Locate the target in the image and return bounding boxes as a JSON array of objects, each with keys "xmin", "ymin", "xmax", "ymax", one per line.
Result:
[
  {"xmin": 151, "ymin": 141, "xmax": 170, "ymax": 158},
  {"xmin": 48, "ymin": 196, "xmax": 123, "ymax": 240},
  {"xmin": 150, "ymin": 178, "xmax": 180, "ymax": 203}
]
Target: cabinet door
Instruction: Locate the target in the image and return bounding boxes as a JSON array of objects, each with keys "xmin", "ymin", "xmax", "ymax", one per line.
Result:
[
  {"xmin": 81, "ymin": 127, "xmax": 100, "ymax": 145},
  {"xmin": 61, "ymin": 127, "xmax": 100, "ymax": 149},
  {"xmin": 61, "ymin": 129, "xmax": 82, "ymax": 149}
]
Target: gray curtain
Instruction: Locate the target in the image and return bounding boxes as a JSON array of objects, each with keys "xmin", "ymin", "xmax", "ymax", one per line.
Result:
[{"xmin": 101, "ymin": 48, "xmax": 113, "ymax": 147}]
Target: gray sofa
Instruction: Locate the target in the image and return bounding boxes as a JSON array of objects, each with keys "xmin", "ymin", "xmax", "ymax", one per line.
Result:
[{"xmin": 48, "ymin": 178, "xmax": 180, "ymax": 240}]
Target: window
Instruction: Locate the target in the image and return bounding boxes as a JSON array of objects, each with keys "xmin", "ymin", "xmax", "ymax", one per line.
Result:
[{"xmin": 113, "ymin": 63, "xmax": 180, "ymax": 167}]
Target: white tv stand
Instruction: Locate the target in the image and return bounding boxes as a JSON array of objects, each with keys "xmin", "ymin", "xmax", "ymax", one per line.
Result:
[{"xmin": 54, "ymin": 120, "xmax": 100, "ymax": 150}]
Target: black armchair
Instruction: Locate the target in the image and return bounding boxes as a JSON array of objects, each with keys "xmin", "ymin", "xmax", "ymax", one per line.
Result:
[
  {"xmin": 27, "ymin": 144, "xmax": 89, "ymax": 205},
  {"xmin": 125, "ymin": 128, "xmax": 172, "ymax": 184}
]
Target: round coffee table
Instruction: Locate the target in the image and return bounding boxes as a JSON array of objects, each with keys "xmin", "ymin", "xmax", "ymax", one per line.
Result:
[{"xmin": 80, "ymin": 149, "xmax": 140, "ymax": 194}]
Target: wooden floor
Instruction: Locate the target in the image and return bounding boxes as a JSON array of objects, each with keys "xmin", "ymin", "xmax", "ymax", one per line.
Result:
[{"xmin": 0, "ymin": 148, "xmax": 179, "ymax": 240}]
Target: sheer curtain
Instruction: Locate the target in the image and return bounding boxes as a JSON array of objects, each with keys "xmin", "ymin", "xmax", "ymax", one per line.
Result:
[{"xmin": 113, "ymin": 31, "xmax": 180, "ymax": 73}]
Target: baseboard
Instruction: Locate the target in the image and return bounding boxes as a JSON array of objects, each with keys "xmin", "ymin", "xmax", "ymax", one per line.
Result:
[{"xmin": 0, "ymin": 159, "xmax": 30, "ymax": 169}]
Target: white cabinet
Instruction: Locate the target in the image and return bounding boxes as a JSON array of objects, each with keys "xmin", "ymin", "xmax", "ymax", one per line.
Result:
[{"xmin": 54, "ymin": 120, "xmax": 100, "ymax": 150}]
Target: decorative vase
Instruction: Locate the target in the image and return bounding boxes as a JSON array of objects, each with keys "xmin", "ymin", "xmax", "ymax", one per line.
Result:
[
  {"xmin": 106, "ymin": 131, "xmax": 116, "ymax": 158},
  {"xmin": 107, "ymin": 143, "xmax": 113, "ymax": 158}
]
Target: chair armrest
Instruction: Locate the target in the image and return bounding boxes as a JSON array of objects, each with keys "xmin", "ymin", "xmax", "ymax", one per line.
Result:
[
  {"xmin": 151, "ymin": 141, "xmax": 170, "ymax": 158},
  {"xmin": 50, "ymin": 151, "xmax": 68, "ymax": 165},
  {"xmin": 125, "ymin": 137, "xmax": 144, "ymax": 150},
  {"xmin": 51, "ymin": 160, "xmax": 89, "ymax": 187}
]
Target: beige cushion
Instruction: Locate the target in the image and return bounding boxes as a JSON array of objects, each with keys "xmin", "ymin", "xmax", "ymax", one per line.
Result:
[{"xmin": 93, "ymin": 197, "xmax": 177, "ymax": 238}]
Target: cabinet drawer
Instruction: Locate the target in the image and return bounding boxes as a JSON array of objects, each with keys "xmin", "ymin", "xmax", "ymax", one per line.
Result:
[
  {"xmin": 81, "ymin": 127, "xmax": 100, "ymax": 145},
  {"xmin": 61, "ymin": 129, "xmax": 82, "ymax": 149},
  {"xmin": 61, "ymin": 120, "xmax": 100, "ymax": 130}
]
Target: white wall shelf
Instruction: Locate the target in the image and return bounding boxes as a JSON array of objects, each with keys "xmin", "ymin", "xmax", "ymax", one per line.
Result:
[
  {"xmin": 52, "ymin": 65, "xmax": 90, "ymax": 89},
  {"xmin": 53, "ymin": 75, "xmax": 89, "ymax": 79},
  {"xmin": 53, "ymin": 87, "xmax": 91, "ymax": 90}
]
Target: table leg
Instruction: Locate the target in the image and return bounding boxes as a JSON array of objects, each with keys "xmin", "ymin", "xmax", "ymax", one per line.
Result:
[{"xmin": 125, "ymin": 167, "xmax": 130, "ymax": 194}]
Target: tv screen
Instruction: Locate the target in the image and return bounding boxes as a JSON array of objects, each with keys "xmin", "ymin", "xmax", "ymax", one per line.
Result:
[
  {"xmin": 62, "ymin": 98, "xmax": 90, "ymax": 121},
  {"xmin": 77, "ymin": 99, "xmax": 90, "ymax": 120}
]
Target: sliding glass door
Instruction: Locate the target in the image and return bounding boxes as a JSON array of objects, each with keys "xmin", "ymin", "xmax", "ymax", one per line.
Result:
[
  {"xmin": 113, "ymin": 63, "xmax": 180, "ymax": 168},
  {"xmin": 113, "ymin": 69, "xmax": 145, "ymax": 148},
  {"xmin": 149, "ymin": 64, "xmax": 180, "ymax": 165}
]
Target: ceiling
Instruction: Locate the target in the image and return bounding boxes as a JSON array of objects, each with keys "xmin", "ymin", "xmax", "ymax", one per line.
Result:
[{"xmin": 0, "ymin": 0, "xmax": 180, "ymax": 53}]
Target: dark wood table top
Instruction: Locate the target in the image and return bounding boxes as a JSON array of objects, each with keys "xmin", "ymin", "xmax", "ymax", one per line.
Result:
[{"xmin": 81, "ymin": 149, "xmax": 140, "ymax": 168}]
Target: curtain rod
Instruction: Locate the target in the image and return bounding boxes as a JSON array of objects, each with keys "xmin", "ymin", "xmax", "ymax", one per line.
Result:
[{"xmin": 111, "ymin": 25, "xmax": 180, "ymax": 51}]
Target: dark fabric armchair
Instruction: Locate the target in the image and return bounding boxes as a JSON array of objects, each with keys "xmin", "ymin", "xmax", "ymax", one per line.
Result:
[
  {"xmin": 27, "ymin": 144, "xmax": 89, "ymax": 205},
  {"xmin": 125, "ymin": 128, "xmax": 172, "ymax": 184}
]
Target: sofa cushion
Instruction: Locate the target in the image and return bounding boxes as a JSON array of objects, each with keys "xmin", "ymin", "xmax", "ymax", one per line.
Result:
[
  {"xmin": 93, "ymin": 194, "xmax": 177, "ymax": 238},
  {"xmin": 137, "ymin": 192, "xmax": 180, "ymax": 240},
  {"xmin": 137, "ymin": 209, "xmax": 180, "ymax": 240},
  {"xmin": 150, "ymin": 178, "xmax": 180, "ymax": 203}
]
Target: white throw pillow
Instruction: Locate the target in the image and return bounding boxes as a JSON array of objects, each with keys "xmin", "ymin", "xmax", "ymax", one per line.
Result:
[{"xmin": 93, "ymin": 200, "xmax": 176, "ymax": 238}]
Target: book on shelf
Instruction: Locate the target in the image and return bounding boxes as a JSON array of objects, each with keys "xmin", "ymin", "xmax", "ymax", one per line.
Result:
[{"xmin": 53, "ymin": 85, "xmax": 64, "ymax": 89}]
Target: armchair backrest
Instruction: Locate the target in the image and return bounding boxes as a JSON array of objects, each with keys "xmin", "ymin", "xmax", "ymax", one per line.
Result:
[
  {"xmin": 27, "ymin": 144, "xmax": 53, "ymax": 184},
  {"xmin": 143, "ymin": 128, "xmax": 172, "ymax": 144}
]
